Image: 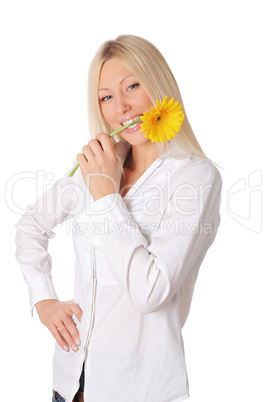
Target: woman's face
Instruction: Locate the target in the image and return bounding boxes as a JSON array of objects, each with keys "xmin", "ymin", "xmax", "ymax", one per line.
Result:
[{"xmin": 98, "ymin": 57, "xmax": 154, "ymax": 146}]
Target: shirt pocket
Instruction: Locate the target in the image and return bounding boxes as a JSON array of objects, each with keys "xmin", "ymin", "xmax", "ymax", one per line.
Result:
[
  {"xmin": 73, "ymin": 212, "xmax": 118, "ymax": 285},
  {"xmin": 72, "ymin": 213, "xmax": 95, "ymax": 281},
  {"xmin": 94, "ymin": 245, "xmax": 119, "ymax": 286}
]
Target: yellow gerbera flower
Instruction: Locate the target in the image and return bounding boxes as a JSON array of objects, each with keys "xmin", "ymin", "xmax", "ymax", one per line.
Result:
[{"xmin": 139, "ymin": 95, "xmax": 185, "ymax": 143}]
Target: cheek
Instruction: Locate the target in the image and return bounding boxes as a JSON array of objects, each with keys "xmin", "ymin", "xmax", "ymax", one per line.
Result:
[
  {"xmin": 139, "ymin": 90, "xmax": 153, "ymax": 109},
  {"xmin": 101, "ymin": 104, "xmax": 116, "ymax": 125},
  {"xmin": 100, "ymin": 104, "xmax": 111, "ymax": 124}
]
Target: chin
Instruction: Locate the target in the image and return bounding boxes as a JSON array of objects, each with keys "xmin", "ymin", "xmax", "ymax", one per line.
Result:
[{"xmin": 121, "ymin": 132, "xmax": 150, "ymax": 146}]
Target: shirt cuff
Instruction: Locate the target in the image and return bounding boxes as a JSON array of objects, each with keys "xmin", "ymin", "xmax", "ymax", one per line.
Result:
[{"xmin": 28, "ymin": 274, "xmax": 58, "ymax": 318}]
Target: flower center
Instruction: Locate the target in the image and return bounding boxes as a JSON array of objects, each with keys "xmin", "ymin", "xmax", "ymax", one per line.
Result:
[{"xmin": 154, "ymin": 111, "xmax": 161, "ymax": 121}]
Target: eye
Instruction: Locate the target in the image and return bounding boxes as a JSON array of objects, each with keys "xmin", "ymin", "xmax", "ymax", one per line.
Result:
[
  {"xmin": 100, "ymin": 95, "xmax": 112, "ymax": 102},
  {"xmin": 127, "ymin": 83, "xmax": 139, "ymax": 91}
]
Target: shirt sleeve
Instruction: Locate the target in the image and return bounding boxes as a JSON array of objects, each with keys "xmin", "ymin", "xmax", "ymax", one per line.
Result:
[
  {"xmin": 15, "ymin": 160, "xmax": 84, "ymax": 317},
  {"xmin": 88, "ymin": 159, "xmax": 222, "ymax": 314}
]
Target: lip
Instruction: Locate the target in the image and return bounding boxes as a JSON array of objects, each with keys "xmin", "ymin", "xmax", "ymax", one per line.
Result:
[
  {"xmin": 124, "ymin": 120, "xmax": 142, "ymax": 134},
  {"xmin": 120, "ymin": 114, "xmax": 142, "ymax": 126}
]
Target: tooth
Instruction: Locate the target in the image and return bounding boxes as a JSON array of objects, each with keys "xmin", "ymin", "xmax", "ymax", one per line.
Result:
[{"xmin": 122, "ymin": 117, "xmax": 140, "ymax": 126}]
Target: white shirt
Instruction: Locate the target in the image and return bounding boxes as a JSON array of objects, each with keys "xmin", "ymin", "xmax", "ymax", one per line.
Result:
[{"xmin": 15, "ymin": 139, "xmax": 222, "ymax": 402}]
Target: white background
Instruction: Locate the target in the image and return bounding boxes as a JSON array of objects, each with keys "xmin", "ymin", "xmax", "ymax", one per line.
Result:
[{"xmin": 1, "ymin": 0, "xmax": 266, "ymax": 401}]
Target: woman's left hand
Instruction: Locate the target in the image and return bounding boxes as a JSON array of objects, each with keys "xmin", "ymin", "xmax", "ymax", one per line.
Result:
[{"xmin": 77, "ymin": 133, "xmax": 119, "ymax": 201}]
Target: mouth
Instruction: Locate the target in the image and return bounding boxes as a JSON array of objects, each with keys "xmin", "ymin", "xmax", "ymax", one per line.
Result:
[{"xmin": 120, "ymin": 115, "xmax": 142, "ymax": 130}]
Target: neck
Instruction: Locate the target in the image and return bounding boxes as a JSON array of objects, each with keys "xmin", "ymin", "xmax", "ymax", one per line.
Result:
[{"xmin": 124, "ymin": 142, "xmax": 162, "ymax": 173}]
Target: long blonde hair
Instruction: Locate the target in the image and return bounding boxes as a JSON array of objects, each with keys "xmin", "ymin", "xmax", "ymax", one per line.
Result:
[{"xmin": 88, "ymin": 34, "xmax": 211, "ymax": 164}]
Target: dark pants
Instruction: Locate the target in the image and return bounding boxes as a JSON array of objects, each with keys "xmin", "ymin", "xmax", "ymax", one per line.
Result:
[{"xmin": 52, "ymin": 363, "xmax": 85, "ymax": 402}]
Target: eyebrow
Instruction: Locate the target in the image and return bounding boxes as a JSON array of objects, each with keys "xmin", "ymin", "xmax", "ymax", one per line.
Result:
[{"xmin": 98, "ymin": 74, "xmax": 134, "ymax": 91}]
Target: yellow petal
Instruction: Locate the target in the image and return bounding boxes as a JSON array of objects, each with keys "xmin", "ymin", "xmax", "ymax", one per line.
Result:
[{"xmin": 138, "ymin": 96, "xmax": 184, "ymax": 143}]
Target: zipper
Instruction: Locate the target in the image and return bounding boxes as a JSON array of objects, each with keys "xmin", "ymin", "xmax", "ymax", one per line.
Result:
[
  {"xmin": 72, "ymin": 244, "xmax": 97, "ymax": 400},
  {"xmin": 84, "ymin": 245, "xmax": 97, "ymax": 351}
]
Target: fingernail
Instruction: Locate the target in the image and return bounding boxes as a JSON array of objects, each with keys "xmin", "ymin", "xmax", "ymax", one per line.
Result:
[
  {"xmin": 72, "ymin": 344, "xmax": 79, "ymax": 352},
  {"xmin": 64, "ymin": 346, "xmax": 69, "ymax": 352},
  {"xmin": 75, "ymin": 338, "xmax": 81, "ymax": 346}
]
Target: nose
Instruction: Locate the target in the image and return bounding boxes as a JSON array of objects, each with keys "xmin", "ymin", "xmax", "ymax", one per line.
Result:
[{"xmin": 116, "ymin": 93, "xmax": 131, "ymax": 114}]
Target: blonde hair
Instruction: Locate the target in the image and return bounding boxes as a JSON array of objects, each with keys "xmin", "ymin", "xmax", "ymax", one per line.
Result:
[{"xmin": 88, "ymin": 34, "xmax": 213, "ymax": 168}]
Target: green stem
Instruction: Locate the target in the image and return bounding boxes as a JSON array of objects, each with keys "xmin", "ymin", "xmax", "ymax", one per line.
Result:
[{"xmin": 69, "ymin": 117, "xmax": 142, "ymax": 177}]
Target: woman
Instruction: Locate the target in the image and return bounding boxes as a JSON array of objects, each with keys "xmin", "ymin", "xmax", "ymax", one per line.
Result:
[{"xmin": 15, "ymin": 35, "xmax": 222, "ymax": 402}]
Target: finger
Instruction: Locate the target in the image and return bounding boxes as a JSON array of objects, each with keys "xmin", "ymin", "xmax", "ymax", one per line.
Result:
[
  {"xmin": 76, "ymin": 152, "xmax": 87, "ymax": 167},
  {"xmin": 82, "ymin": 144, "xmax": 95, "ymax": 160},
  {"xmin": 70, "ymin": 304, "xmax": 83, "ymax": 323},
  {"xmin": 50, "ymin": 325, "xmax": 70, "ymax": 353},
  {"xmin": 64, "ymin": 316, "xmax": 81, "ymax": 347},
  {"xmin": 86, "ymin": 138, "xmax": 105, "ymax": 157},
  {"xmin": 56, "ymin": 321, "xmax": 79, "ymax": 352},
  {"xmin": 97, "ymin": 139, "xmax": 104, "ymax": 150},
  {"xmin": 95, "ymin": 133, "xmax": 114, "ymax": 153}
]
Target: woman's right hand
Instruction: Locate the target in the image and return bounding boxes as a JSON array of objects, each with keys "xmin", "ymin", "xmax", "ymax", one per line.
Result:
[{"xmin": 35, "ymin": 299, "xmax": 83, "ymax": 352}]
